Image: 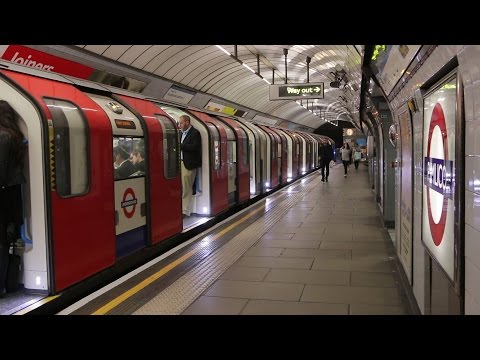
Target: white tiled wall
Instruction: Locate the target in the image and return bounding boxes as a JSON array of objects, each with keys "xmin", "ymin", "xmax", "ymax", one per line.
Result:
[
  {"xmin": 390, "ymin": 46, "xmax": 462, "ymax": 110},
  {"xmin": 465, "ymin": 257, "xmax": 480, "ymax": 311},
  {"xmin": 465, "ymin": 289, "xmax": 480, "ymax": 314},
  {"xmin": 463, "ymin": 45, "xmax": 480, "ymax": 313},
  {"xmin": 411, "ymin": 108, "xmax": 425, "ymax": 314},
  {"xmin": 389, "ymin": 45, "xmax": 480, "ymax": 314}
]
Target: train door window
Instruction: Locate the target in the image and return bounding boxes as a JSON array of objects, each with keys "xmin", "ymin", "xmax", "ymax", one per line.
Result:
[
  {"xmin": 224, "ymin": 126, "xmax": 236, "ymax": 165},
  {"xmin": 44, "ymin": 98, "xmax": 89, "ymax": 197},
  {"xmin": 113, "ymin": 137, "xmax": 145, "ymax": 180},
  {"xmin": 240, "ymin": 128, "xmax": 248, "ymax": 166},
  {"xmin": 270, "ymin": 133, "xmax": 276, "ymax": 159},
  {"xmin": 277, "ymin": 140, "xmax": 282, "ymax": 172},
  {"xmin": 156, "ymin": 115, "xmax": 179, "ymax": 179},
  {"xmin": 206, "ymin": 123, "xmax": 220, "ymax": 170}
]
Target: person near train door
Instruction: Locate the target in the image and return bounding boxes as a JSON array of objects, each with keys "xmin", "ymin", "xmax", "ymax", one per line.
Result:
[
  {"xmin": 179, "ymin": 115, "xmax": 202, "ymax": 218},
  {"xmin": 0, "ymin": 100, "xmax": 26, "ymax": 297}
]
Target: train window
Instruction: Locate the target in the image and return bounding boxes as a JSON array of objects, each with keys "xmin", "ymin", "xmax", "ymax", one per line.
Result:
[
  {"xmin": 156, "ymin": 115, "xmax": 179, "ymax": 179},
  {"xmin": 113, "ymin": 137, "xmax": 145, "ymax": 180},
  {"xmin": 269, "ymin": 134, "xmax": 275, "ymax": 158},
  {"xmin": 223, "ymin": 126, "xmax": 236, "ymax": 164},
  {"xmin": 44, "ymin": 98, "xmax": 89, "ymax": 197},
  {"xmin": 228, "ymin": 141, "xmax": 236, "ymax": 164},
  {"xmin": 206, "ymin": 123, "xmax": 220, "ymax": 170},
  {"xmin": 239, "ymin": 128, "xmax": 248, "ymax": 166}
]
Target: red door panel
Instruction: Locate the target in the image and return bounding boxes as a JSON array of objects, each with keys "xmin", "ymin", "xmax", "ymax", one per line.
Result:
[
  {"xmin": 4, "ymin": 71, "xmax": 115, "ymax": 292},
  {"xmin": 258, "ymin": 125, "xmax": 279, "ymax": 188},
  {"xmin": 116, "ymin": 95, "xmax": 182, "ymax": 245},
  {"xmin": 271, "ymin": 128, "xmax": 288, "ymax": 184},
  {"xmin": 218, "ymin": 116, "xmax": 250, "ymax": 203},
  {"xmin": 188, "ymin": 110, "xmax": 228, "ymax": 215}
]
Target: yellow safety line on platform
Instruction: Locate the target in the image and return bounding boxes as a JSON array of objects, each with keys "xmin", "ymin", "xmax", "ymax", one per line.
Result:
[
  {"xmin": 14, "ymin": 295, "xmax": 60, "ymax": 315},
  {"xmin": 92, "ymin": 205, "xmax": 266, "ymax": 315}
]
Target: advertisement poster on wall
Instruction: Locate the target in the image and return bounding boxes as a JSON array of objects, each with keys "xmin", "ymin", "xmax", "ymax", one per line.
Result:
[
  {"xmin": 398, "ymin": 110, "xmax": 413, "ymax": 284},
  {"xmin": 422, "ymin": 76, "xmax": 456, "ymax": 281}
]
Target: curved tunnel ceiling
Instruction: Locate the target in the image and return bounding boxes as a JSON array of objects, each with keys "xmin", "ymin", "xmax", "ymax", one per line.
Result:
[{"xmin": 76, "ymin": 45, "xmax": 363, "ymax": 130}]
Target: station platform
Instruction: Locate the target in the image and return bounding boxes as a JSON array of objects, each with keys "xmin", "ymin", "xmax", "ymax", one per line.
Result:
[{"xmin": 58, "ymin": 162, "xmax": 414, "ymax": 315}]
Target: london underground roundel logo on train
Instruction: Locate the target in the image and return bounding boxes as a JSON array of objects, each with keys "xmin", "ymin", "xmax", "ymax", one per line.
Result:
[
  {"xmin": 121, "ymin": 187, "xmax": 137, "ymax": 218},
  {"xmin": 424, "ymin": 103, "xmax": 453, "ymax": 246}
]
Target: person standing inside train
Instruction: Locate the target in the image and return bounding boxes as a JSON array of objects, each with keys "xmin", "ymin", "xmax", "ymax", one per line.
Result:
[
  {"xmin": 113, "ymin": 145, "xmax": 136, "ymax": 180},
  {"xmin": 131, "ymin": 146, "xmax": 146, "ymax": 174},
  {"xmin": 0, "ymin": 100, "xmax": 26, "ymax": 297},
  {"xmin": 179, "ymin": 115, "xmax": 201, "ymax": 218},
  {"xmin": 340, "ymin": 142, "xmax": 352, "ymax": 177},
  {"xmin": 319, "ymin": 141, "xmax": 334, "ymax": 182}
]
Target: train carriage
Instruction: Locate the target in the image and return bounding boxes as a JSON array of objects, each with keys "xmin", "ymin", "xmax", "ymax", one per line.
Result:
[{"xmin": 0, "ymin": 61, "xmax": 327, "ymax": 300}]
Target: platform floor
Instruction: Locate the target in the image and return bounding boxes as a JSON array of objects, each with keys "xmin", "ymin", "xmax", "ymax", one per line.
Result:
[{"xmin": 59, "ymin": 162, "xmax": 411, "ymax": 315}]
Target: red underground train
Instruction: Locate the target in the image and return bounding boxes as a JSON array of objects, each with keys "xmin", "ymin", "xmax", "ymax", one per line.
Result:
[{"xmin": 0, "ymin": 60, "xmax": 334, "ymax": 302}]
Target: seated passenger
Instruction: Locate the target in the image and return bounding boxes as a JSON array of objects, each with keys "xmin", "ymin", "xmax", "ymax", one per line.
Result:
[
  {"xmin": 113, "ymin": 146, "xmax": 135, "ymax": 180},
  {"xmin": 131, "ymin": 146, "xmax": 145, "ymax": 173}
]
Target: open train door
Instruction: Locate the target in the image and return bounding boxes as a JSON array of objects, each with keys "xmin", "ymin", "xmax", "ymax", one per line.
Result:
[{"xmin": 0, "ymin": 66, "xmax": 116, "ymax": 293}]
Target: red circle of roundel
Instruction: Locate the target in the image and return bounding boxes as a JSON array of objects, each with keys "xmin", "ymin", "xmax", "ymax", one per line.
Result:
[
  {"xmin": 426, "ymin": 103, "xmax": 448, "ymax": 246},
  {"xmin": 122, "ymin": 187, "xmax": 136, "ymax": 219}
]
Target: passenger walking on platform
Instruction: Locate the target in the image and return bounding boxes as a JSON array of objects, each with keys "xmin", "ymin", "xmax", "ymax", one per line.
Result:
[
  {"xmin": 340, "ymin": 142, "xmax": 352, "ymax": 177},
  {"xmin": 179, "ymin": 115, "xmax": 202, "ymax": 217},
  {"xmin": 353, "ymin": 146, "xmax": 362, "ymax": 170},
  {"xmin": 0, "ymin": 100, "xmax": 26, "ymax": 297},
  {"xmin": 319, "ymin": 141, "xmax": 334, "ymax": 182}
]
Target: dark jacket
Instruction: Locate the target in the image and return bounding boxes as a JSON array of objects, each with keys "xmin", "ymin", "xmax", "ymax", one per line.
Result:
[
  {"xmin": 114, "ymin": 160, "xmax": 136, "ymax": 180},
  {"xmin": 319, "ymin": 144, "xmax": 334, "ymax": 163},
  {"xmin": 181, "ymin": 126, "xmax": 202, "ymax": 170},
  {"xmin": 135, "ymin": 160, "xmax": 145, "ymax": 173},
  {"xmin": 0, "ymin": 131, "xmax": 26, "ymax": 188}
]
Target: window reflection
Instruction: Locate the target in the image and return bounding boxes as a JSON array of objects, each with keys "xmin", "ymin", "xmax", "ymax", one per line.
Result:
[{"xmin": 113, "ymin": 137, "xmax": 146, "ymax": 180}]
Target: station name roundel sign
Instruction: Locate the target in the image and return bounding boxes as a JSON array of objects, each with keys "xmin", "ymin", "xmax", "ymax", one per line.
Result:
[{"xmin": 424, "ymin": 103, "xmax": 454, "ymax": 246}]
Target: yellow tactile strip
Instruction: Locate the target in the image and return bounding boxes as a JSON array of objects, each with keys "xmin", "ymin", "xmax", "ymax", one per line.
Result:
[{"xmin": 132, "ymin": 175, "xmax": 321, "ymax": 314}]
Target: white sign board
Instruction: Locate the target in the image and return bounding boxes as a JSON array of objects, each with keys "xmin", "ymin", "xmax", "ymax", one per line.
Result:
[
  {"xmin": 422, "ymin": 76, "xmax": 456, "ymax": 281},
  {"xmin": 163, "ymin": 85, "xmax": 195, "ymax": 105}
]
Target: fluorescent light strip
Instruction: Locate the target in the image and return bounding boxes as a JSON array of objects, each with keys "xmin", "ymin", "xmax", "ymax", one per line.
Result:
[
  {"xmin": 215, "ymin": 45, "xmax": 273, "ymax": 85},
  {"xmin": 242, "ymin": 63, "xmax": 255, "ymax": 73},
  {"xmin": 215, "ymin": 45, "xmax": 231, "ymax": 56}
]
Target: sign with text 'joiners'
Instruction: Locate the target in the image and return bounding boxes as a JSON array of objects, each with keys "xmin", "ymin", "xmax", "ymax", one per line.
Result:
[
  {"xmin": 0, "ymin": 45, "xmax": 94, "ymax": 79},
  {"xmin": 269, "ymin": 82, "xmax": 324, "ymax": 100}
]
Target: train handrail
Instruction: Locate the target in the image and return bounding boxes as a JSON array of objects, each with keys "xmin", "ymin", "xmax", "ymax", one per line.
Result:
[
  {"xmin": 20, "ymin": 223, "xmax": 32, "ymax": 245},
  {"xmin": 21, "ymin": 182, "xmax": 32, "ymax": 245}
]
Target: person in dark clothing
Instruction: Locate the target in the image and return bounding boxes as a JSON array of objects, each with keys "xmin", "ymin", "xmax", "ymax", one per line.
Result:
[
  {"xmin": 319, "ymin": 142, "xmax": 334, "ymax": 182},
  {"xmin": 0, "ymin": 100, "xmax": 26, "ymax": 297},
  {"xmin": 179, "ymin": 115, "xmax": 202, "ymax": 217},
  {"xmin": 131, "ymin": 146, "xmax": 146, "ymax": 173},
  {"xmin": 113, "ymin": 146, "xmax": 136, "ymax": 180}
]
